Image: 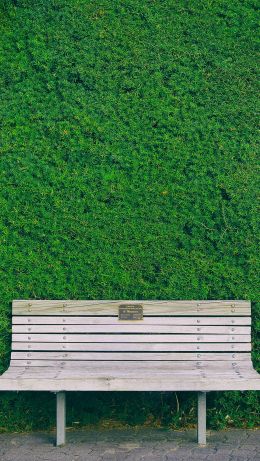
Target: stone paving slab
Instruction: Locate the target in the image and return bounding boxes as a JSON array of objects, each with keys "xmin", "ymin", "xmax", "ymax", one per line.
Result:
[{"xmin": 0, "ymin": 428, "xmax": 259, "ymax": 461}]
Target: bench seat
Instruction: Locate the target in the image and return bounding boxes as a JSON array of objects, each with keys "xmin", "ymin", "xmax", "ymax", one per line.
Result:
[
  {"xmin": 0, "ymin": 361, "xmax": 260, "ymax": 391},
  {"xmin": 0, "ymin": 299, "xmax": 259, "ymax": 445}
]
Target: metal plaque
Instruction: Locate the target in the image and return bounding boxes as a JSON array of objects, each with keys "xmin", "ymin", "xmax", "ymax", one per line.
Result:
[{"xmin": 118, "ymin": 304, "xmax": 143, "ymax": 321}]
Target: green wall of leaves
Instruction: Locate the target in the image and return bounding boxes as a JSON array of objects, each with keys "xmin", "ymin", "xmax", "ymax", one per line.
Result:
[{"xmin": 0, "ymin": 0, "xmax": 259, "ymax": 431}]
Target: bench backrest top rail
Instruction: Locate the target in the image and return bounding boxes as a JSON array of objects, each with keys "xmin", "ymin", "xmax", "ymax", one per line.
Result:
[{"xmin": 12, "ymin": 300, "xmax": 250, "ymax": 316}]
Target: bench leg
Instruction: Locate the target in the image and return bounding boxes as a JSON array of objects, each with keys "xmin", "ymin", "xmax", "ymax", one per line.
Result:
[
  {"xmin": 56, "ymin": 392, "xmax": 66, "ymax": 446},
  {"xmin": 197, "ymin": 391, "xmax": 206, "ymax": 445}
]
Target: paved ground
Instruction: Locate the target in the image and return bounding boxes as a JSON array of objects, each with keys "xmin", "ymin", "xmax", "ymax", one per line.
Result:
[{"xmin": 0, "ymin": 428, "xmax": 259, "ymax": 461}]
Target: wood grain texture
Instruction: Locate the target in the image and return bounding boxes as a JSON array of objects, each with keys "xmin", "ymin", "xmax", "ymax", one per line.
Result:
[
  {"xmin": 1, "ymin": 358, "xmax": 260, "ymax": 391},
  {"xmin": 3, "ymin": 365, "xmax": 259, "ymax": 383},
  {"xmin": 12, "ymin": 316, "xmax": 252, "ymax": 325},
  {"xmin": 1, "ymin": 376, "xmax": 259, "ymax": 391},
  {"xmin": 11, "ymin": 342, "xmax": 252, "ymax": 351},
  {"xmin": 12, "ymin": 325, "xmax": 250, "ymax": 334},
  {"xmin": 12, "ymin": 333, "xmax": 251, "ymax": 343},
  {"xmin": 11, "ymin": 352, "xmax": 252, "ymax": 361},
  {"xmin": 3, "ymin": 368, "xmax": 259, "ymax": 381},
  {"xmin": 12, "ymin": 300, "xmax": 251, "ymax": 316},
  {"xmin": 9, "ymin": 360, "xmax": 256, "ymax": 370}
]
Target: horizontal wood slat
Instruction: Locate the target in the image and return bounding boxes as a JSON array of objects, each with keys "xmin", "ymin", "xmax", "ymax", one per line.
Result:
[
  {"xmin": 12, "ymin": 316, "xmax": 252, "ymax": 325},
  {"xmin": 12, "ymin": 334, "xmax": 251, "ymax": 343},
  {"xmin": 4, "ymin": 371, "xmax": 258, "ymax": 382},
  {"xmin": 1, "ymin": 376, "xmax": 259, "ymax": 391},
  {"xmin": 12, "ymin": 300, "xmax": 251, "ymax": 316},
  {"xmin": 12, "ymin": 325, "xmax": 251, "ymax": 334},
  {"xmin": 12, "ymin": 342, "xmax": 252, "ymax": 351},
  {"xmin": 9, "ymin": 360, "xmax": 255, "ymax": 369},
  {"xmin": 11, "ymin": 352, "xmax": 252, "ymax": 361},
  {"xmin": 3, "ymin": 372, "xmax": 259, "ymax": 384},
  {"xmin": 3, "ymin": 363, "xmax": 259, "ymax": 382}
]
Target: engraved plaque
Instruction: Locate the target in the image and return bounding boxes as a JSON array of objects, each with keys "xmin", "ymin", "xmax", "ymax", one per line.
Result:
[{"xmin": 118, "ymin": 304, "xmax": 143, "ymax": 321}]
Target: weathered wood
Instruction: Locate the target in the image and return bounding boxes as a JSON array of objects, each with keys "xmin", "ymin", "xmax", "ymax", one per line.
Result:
[
  {"xmin": 5, "ymin": 358, "xmax": 258, "ymax": 374},
  {"xmin": 4, "ymin": 364, "xmax": 258, "ymax": 375},
  {"xmin": 56, "ymin": 392, "xmax": 66, "ymax": 447},
  {"xmin": 12, "ymin": 341, "xmax": 252, "ymax": 351},
  {"xmin": 12, "ymin": 325, "xmax": 250, "ymax": 334},
  {"xmin": 1, "ymin": 375, "xmax": 260, "ymax": 392},
  {"xmin": 11, "ymin": 352, "xmax": 252, "ymax": 361},
  {"xmin": 3, "ymin": 368, "xmax": 259, "ymax": 382},
  {"xmin": 3, "ymin": 363, "xmax": 259, "ymax": 379},
  {"xmin": 12, "ymin": 334, "xmax": 251, "ymax": 343},
  {"xmin": 12, "ymin": 316, "xmax": 252, "ymax": 325},
  {"xmin": 9, "ymin": 360, "xmax": 256, "ymax": 371},
  {"xmin": 12, "ymin": 300, "xmax": 251, "ymax": 316},
  {"xmin": 197, "ymin": 392, "xmax": 206, "ymax": 445}
]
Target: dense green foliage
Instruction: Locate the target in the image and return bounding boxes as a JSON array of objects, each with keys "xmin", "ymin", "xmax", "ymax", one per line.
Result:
[{"xmin": 0, "ymin": 0, "xmax": 259, "ymax": 431}]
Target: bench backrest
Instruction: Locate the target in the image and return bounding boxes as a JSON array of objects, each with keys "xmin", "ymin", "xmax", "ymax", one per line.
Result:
[{"xmin": 10, "ymin": 300, "xmax": 252, "ymax": 366}]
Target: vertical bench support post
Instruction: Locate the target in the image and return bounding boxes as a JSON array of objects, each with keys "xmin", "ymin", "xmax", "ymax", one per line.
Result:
[
  {"xmin": 197, "ymin": 391, "xmax": 206, "ymax": 445},
  {"xmin": 56, "ymin": 392, "xmax": 66, "ymax": 446}
]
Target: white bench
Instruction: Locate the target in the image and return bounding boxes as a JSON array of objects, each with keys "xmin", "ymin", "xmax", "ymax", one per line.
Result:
[{"xmin": 0, "ymin": 300, "xmax": 259, "ymax": 446}]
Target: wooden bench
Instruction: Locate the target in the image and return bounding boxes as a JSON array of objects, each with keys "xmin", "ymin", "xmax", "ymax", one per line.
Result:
[{"xmin": 0, "ymin": 300, "xmax": 259, "ymax": 446}]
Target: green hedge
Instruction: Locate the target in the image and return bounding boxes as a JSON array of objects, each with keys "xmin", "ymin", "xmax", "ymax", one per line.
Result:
[{"xmin": 0, "ymin": 0, "xmax": 259, "ymax": 431}]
